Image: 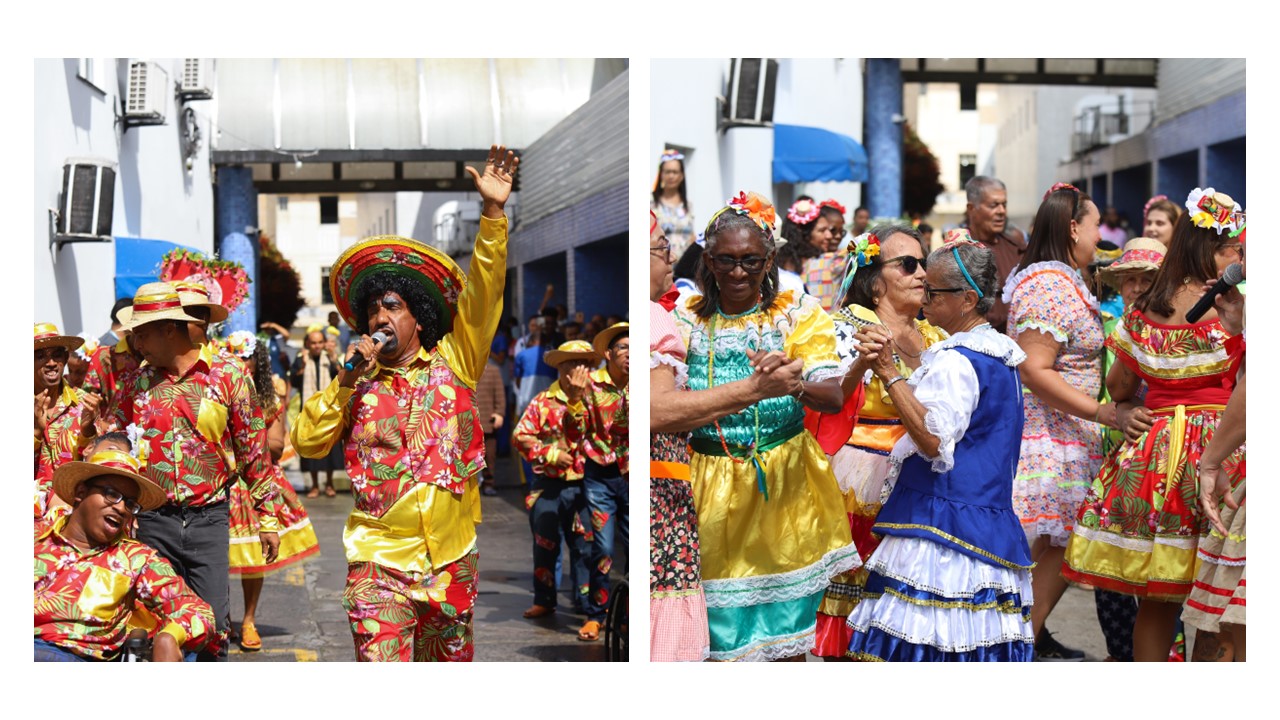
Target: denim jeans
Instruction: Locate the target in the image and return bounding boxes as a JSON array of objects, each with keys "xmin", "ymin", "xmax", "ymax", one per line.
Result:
[{"xmin": 582, "ymin": 463, "xmax": 628, "ymax": 622}]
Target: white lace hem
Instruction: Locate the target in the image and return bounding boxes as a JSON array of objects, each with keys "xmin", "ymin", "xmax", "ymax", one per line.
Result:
[
  {"xmin": 1013, "ymin": 319, "xmax": 1069, "ymax": 344},
  {"xmin": 649, "ymin": 351, "xmax": 689, "ymax": 388},
  {"xmin": 924, "ymin": 327, "xmax": 1026, "ymax": 367},
  {"xmin": 923, "ymin": 409, "xmax": 958, "ymax": 474},
  {"xmin": 703, "ymin": 542, "xmax": 862, "ymax": 608},
  {"xmin": 710, "ymin": 625, "xmax": 815, "ymax": 662}
]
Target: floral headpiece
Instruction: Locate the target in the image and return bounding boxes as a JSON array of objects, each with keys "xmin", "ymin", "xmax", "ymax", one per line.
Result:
[
  {"xmin": 1185, "ymin": 188, "xmax": 1244, "ymax": 235},
  {"xmin": 660, "ymin": 149, "xmax": 685, "ymax": 162},
  {"xmin": 705, "ymin": 191, "xmax": 777, "ymax": 242},
  {"xmin": 786, "ymin": 198, "xmax": 820, "ymax": 225},
  {"xmin": 1043, "ymin": 182, "xmax": 1081, "ymax": 202},
  {"xmin": 73, "ymin": 335, "xmax": 100, "ymax": 361},
  {"xmin": 942, "ymin": 228, "xmax": 986, "ymax": 248},
  {"xmin": 818, "ymin": 198, "xmax": 847, "ymax": 217},
  {"xmin": 1142, "ymin": 194, "xmax": 1169, "ymax": 223},
  {"xmin": 838, "ymin": 232, "xmax": 882, "ymax": 297},
  {"xmin": 224, "ymin": 330, "xmax": 258, "ymax": 359}
]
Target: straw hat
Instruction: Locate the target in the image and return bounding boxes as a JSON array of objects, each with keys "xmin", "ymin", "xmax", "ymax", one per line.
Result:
[
  {"xmin": 592, "ymin": 322, "xmax": 629, "ymax": 359},
  {"xmin": 53, "ymin": 449, "xmax": 167, "ymax": 512},
  {"xmin": 172, "ymin": 280, "xmax": 229, "ymax": 323},
  {"xmin": 543, "ymin": 340, "xmax": 600, "ymax": 369},
  {"xmin": 34, "ymin": 323, "xmax": 85, "ymax": 352},
  {"xmin": 121, "ymin": 282, "xmax": 205, "ymax": 331},
  {"xmin": 329, "ymin": 235, "xmax": 466, "ymax": 331},
  {"xmin": 1100, "ymin": 237, "xmax": 1167, "ymax": 289}
]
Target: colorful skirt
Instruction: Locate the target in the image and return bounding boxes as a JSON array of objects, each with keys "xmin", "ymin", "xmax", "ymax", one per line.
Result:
[
  {"xmin": 813, "ymin": 442, "xmax": 894, "ymax": 657},
  {"xmin": 1182, "ymin": 485, "xmax": 1246, "ymax": 632},
  {"xmin": 1063, "ymin": 405, "xmax": 1244, "ymax": 601},
  {"xmin": 650, "ymin": 456, "xmax": 709, "ymax": 662},
  {"xmin": 846, "ymin": 536, "xmax": 1035, "ymax": 662},
  {"xmin": 1013, "ymin": 393, "xmax": 1102, "ymax": 547},
  {"xmin": 229, "ymin": 467, "xmax": 321, "ymax": 577},
  {"xmin": 690, "ymin": 430, "xmax": 860, "ymax": 662}
]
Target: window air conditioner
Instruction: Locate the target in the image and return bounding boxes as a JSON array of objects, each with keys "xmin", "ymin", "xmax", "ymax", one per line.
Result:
[
  {"xmin": 721, "ymin": 58, "xmax": 778, "ymax": 130},
  {"xmin": 125, "ymin": 60, "xmax": 168, "ymax": 126},
  {"xmin": 56, "ymin": 158, "xmax": 117, "ymax": 244},
  {"xmin": 180, "ymin": 58, "xmax": 213, "ymax": 100}
]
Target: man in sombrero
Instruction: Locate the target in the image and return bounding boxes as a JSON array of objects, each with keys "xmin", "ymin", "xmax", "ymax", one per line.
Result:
[
  {"xmin": 34, "ymin": 323, "xmax": 103, "ymax": 518},
  {"xmin": 101, "ymin": 280, "xmax": 283, "ymax": 660},
  {"xmin": 292, "ymin": 144, "xmax": 518, "ymax": 662},
  {"xmin": 35, "ymin": 434, "xmax": 216, "ymax": 661}
]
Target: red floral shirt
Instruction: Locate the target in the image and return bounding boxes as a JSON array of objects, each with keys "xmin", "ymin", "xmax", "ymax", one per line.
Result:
[
  {"xmin": 581, "ymin": 367, "xmax": 628, "ymax": 473},
  {"xmin": 34, "ymin": 382, "xmax": 92, "ymax": 514},
  {"xmin": 514, "ymin": 383, "xmax": 586, "ymax": 481},
  {"xmin": 103, "ymin": 344, "xmax": 280, "ymax": 522},
  {"xmin": 34, "ymin": 515, "xmax": 216, "ymax": 660},
  {"xmin": 84, "ymin": 342, "xmax": 141, "ymax": 407}
]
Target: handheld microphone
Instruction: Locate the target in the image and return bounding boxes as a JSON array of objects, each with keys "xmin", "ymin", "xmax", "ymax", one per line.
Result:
[
  {"xmin": 344, "ymin": 331, "xmax": 388, "ymax": 371},
  {"xmin": 1185, "ymin": 263, "xmax": 1244, "ymax": 323}
]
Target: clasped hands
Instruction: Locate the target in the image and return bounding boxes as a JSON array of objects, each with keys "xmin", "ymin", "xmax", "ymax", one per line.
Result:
[
  {"xmin": 744, "ymin": 348, "xmax": 804, "ymax": 399},
  {"xmin": 852, "ymin": 325, "xmax": 900, "ymax": 381}
]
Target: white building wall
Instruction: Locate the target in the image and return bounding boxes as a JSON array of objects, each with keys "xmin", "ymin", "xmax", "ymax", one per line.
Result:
[
  {"xmin": 908, "ymin": 83, "xmax": 980, "ymax": 226},
  {"xmin": 650, "ymin": 59, "xmax": 733, "ymax": 228},
  {"xmin": 35, "ymin": 58, "xmax": 215, "ymax": 335},
  {"xmin": 774, "ymin": 58, "xmax": 864, "ymax": 211}
]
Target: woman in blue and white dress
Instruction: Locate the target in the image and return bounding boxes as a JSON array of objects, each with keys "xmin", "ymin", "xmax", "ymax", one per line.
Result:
[{"xmin": 846, "ymin": 237, "xmax": 1036, "ymax": 661}]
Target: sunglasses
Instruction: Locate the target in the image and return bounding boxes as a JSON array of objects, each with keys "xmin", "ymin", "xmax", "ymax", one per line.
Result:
[
  {"xmin": 708, "ymin": 254, "xmax": 768, "ymax": 274},
  {"xmin": 87, "ymin": 481, "xmax": 143, "ymax": 515},
  {"xmin": 883, "ymin": 255, "xmax": 927, "ymax": 274}
]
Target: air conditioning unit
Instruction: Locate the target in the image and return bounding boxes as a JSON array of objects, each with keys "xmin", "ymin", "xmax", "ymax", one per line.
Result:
[
  {"xmin": 722, "ymin": 58, "xmax": 778, "ymax": 130},
  {"xmin": 125, "ymin": 60, "xmax": 168, "ymax": 126},
  {"xmin": 180, "ymin": 58, "xmax": 213, "ymax": 100},
  {"xmin": 56, "ymin": 158, "xmax": 117, "ymax": 244}
]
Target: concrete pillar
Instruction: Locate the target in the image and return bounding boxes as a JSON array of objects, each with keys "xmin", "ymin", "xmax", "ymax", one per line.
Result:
[
  {"xmin": 216, "ymin": 166, "xmax": 258, "ymax": 334},
  {"xmin": 864, "ymin": 59, "xmax": 903, "ymax": 219}
]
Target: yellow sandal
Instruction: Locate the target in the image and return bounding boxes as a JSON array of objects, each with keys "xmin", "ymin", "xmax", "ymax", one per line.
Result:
[{"xmin": 239, "ymin": 622, "xmax": 262, "ymax": 651}]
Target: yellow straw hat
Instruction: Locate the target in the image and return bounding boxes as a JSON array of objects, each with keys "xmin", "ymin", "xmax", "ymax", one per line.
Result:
[
  {"xmin": 543, "ymin": 339, "xmax": 601, "ymax": 369},
  {"xmin": 121, "ymin": 282, "xmax": 205, "ymax": 331},
  {"xmin": 34, "ymin": 323, "xmax": 85, "ymax": 352},
  {"xmin": 53, "ymin": 449, "xmax": 167, "ymax": 512}
]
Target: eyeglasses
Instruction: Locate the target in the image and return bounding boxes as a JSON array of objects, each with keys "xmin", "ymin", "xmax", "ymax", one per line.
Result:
[
  {"xmin": 883, "ymin": 255, "xmax": 927, "ymax": 274},
  {"xmin": 650, "ymin": 241, "xmax": 672, "ymax": 258},
  {"xmin": 87, "ymin": 481, "xmax": 143, "ymax": 515},
  {"xmin": 707, "ymin": 254, "xmax": 768, "ymax": 274},
  {"xmin": 923, "ymin": 285, "xmax": 967, "ymax": 303}
]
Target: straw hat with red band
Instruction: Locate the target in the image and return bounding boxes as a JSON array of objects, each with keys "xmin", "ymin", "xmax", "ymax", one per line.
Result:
[
  {"xmin": 172, "ymin": 280, "xmax": 229, "ymax": 323},
  {"xmin": 34, "ymin": 323, "xmax": 85, "ymax": 352},
  {"xmin": 53, "ymin": 449, "xmax": 167, "ymax": 512},
  {"xmin": 1099, "ymin": 237, "xmax": 1167, "ymax": 289},
  {"xmin": 329, "ymin": 235, "xmax": 466, "ymax": 331},
  {"xmin": 544, "ymin": 340, "xmax": 600, "ymax": 369},
  {"xmin": 121, "ymin": 282, "xmax": 205, "ymax": 331},
  {"xmin": 592, "ymin": 322, "xmax": 629, "ymax": 359}
]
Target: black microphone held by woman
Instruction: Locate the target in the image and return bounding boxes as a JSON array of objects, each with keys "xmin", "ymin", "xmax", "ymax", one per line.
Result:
[{"xmin": 1185, "ymin": 263, "xmax": 1243, "ymax": 323}]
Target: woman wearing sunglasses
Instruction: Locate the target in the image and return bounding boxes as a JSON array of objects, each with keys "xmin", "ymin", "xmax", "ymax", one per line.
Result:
[
  {"xmin": 809, "ymin": 223, "xmax": 946, "ymax": 660},
  {"xmin": 843, "ymin": 237, "xmax": 1034, "ymax": 661},
  {"xmin": 1003, "ymin": 183, "xmax": 1118, "ymax": 660},
  {"xmin": 669, "ymin": 191, "xmax": 859, "ymax": 661}
]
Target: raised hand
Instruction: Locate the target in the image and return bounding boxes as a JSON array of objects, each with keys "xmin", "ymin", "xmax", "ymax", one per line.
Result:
[
  {"xmin": 854, "ymin": 325, "xmax": 897, "ymax": 379},
  {"xmin": 79, "ymin": 391, "xmax": 103, "ymax": 429},
  {"xmin": 465, "ymin": 144, "xmax": 520, "ymax": 217},
  {"xmin": 338, "ymin": 334, "xmax": 381, "ymax": 387},
  {"xmin": 562, "ymin": 364, "xmax": 592, "ymax": 405},
  {"xmin": 35, "ymin": 389, "xmax": 49, "ymax": 433}
]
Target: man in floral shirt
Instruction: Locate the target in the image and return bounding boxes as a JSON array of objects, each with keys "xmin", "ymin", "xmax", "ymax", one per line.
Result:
[
  {"xmin": 35, "ymin": 436, "xmax": 215, "ymax": 661},
  {"xmin": 513, "ymin": 340, "xmax": 595, "ymax": 622},
  {"xmin": 292, "ymin": 144, "xmax": 517, "ymax": 661},
  {"xmin": 103, "ymin": 281, "xmax": 281, "ymax": 660},
  {"xmin": 35, "ymin": 323, "xmax": 103, "ymax": 519}
]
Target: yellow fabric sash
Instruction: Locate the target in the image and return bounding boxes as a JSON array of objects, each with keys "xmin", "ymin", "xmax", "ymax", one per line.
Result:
[
  {"xmin": 343, "ymin": 481, "xmax": 478, "ymax": 574},
  {"xmin": 1150, "ymin": 403, "xmax": 1224, "ymax": 514}
]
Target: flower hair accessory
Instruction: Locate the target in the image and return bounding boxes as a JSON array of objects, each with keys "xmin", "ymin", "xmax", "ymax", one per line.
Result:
[
  {"xmin": 786, "ymin": 198, "xmax": 820, "ymax": 225},
  {"xmin": 705, "ymin": 191, "xmax": 777, "ymax": 242},
  {"xmin": 1185, "ymin": 187, "xmax": 1244, "ymax": 234},
  {"xmin": 73, "ymin": 336, "xmax": 100, "ymax": 361},
  {"xmin": 818, "ymin": 199, "xmax": 847, "ymax": 216},
  {"xmin": 660, "ymin": 149, "xmax": 685, "ymax": 162},
  {"xmin": 942, "ymin": 228, "xmax": 986, "ymax": 248},
  {"xmin": 1043, "ymin": 182, "xmax": 1081, "ymax": 202},
  {"xmin": 225, "ymin": 330, "xmax": 258, "ymax": 359},
  {"xmin": 1143, "ymin": 195, "xmax": 1168, "ymax": 223},
  {"xmin": 838, "ymin": 232, "xmax": 882, "ymax": 297}
]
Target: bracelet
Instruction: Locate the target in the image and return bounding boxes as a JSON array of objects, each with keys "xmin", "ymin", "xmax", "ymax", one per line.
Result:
[
  {"xmin": 883, "ymin": 375, "xmax": 906, "ymax": 391},
  {"xmin": 1093, "ymin": 403, "xmax": 1103, "ymax": 425},
  {"xmin": 793, "ymin": 382, "xmax": 806, "ymax": 401}
]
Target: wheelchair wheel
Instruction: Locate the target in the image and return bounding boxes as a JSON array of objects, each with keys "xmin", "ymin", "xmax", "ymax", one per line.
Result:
[{"xmin": 603, "ymin": 578, "xmax": 628, "ymax": 661}]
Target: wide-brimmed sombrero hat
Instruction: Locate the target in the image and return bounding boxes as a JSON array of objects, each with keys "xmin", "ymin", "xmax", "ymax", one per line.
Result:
[
  {"xmin": 592, "ymin": 322, "xmax": 629, "ymax": 359},
  {"xmin": 121, "ymin": 282, "xmax": 204, "ymax": 331},
  {"xmin": 172, "ymin": 279, "xmax": 229, "ymax": 323},
  {"xmin": 53, "ymin": 449, "xmax": 167, "ymax": 512},
  {"xmin": 329, "ymin": 236, "xmax": 466, "ymax": 330},
  {"xmin": 1100, "ymin": 237, "xmax": 1166, "ymax": 289},
  {"xmin": 544, "ymin": 340, "xmax": 600, "ymax": 369},
  {"xmin": 34, "ymin": 323, "xmax": 85, "ymax": 352}
]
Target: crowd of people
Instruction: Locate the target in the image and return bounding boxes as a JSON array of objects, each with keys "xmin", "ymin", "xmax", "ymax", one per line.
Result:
[{"xmin": 649, "ymin": 168, "xmax": 1246, "ymax": 662}]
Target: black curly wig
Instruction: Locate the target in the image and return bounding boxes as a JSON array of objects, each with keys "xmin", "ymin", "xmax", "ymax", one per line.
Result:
[{"xmin": 350, "ymin": 272, "xmax": 447, "ymax": 352}]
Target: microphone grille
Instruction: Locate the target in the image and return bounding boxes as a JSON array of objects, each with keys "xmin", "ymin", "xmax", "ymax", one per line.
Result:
[{"xmin": 1223, "ymin": 262, "xmax": 1245, "ymax": 285}]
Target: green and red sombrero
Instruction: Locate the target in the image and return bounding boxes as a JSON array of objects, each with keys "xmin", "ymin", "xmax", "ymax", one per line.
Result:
[{"xmin": 330, "ymin": 235, "xmax": 466, "ymax": 329}]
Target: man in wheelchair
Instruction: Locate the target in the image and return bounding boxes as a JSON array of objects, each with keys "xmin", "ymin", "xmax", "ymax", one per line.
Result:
[{"xmin": 35, "ymin": 434, "xmax": 216, "ymax": 661}]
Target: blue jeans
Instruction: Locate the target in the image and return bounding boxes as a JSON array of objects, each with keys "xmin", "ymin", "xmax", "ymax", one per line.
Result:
[
  {"xmin": 527, "ymin": 476, "xmax": 590, "ymax": 611},
  {"xmin": 34, "ymin": 639, "xmax": 88, "ymax": 662},
  {"xmin": 583, "ymin": 467, "xmax": 628, "ymax": 621}
]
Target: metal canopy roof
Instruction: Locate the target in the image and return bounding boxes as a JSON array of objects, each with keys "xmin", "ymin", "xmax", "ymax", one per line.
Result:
[
  {"xmin": 210, "ymin": 58, "xmax": 603, "ymax": 193},
  {"xmin": 900, "ymin": 58, "xmax": 1157, "ymax": 87}
]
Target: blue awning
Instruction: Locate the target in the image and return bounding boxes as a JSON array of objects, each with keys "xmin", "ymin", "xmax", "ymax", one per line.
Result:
[
  {"xmin": 772, "ymin": 123, "xmax": 869, "ymax": 184},
  {"xmin": 114, "ymin": 236, "xmax": 201, "ymax": 300}
]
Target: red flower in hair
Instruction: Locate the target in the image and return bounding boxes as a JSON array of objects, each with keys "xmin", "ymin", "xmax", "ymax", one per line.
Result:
[
  {"xmin": 1043, "ymin": 182, "xmax": 1081, "ymax": 202},
  {"xmin": 818, "ymin": 198, "xmax": 847, "ymax": 216}
]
